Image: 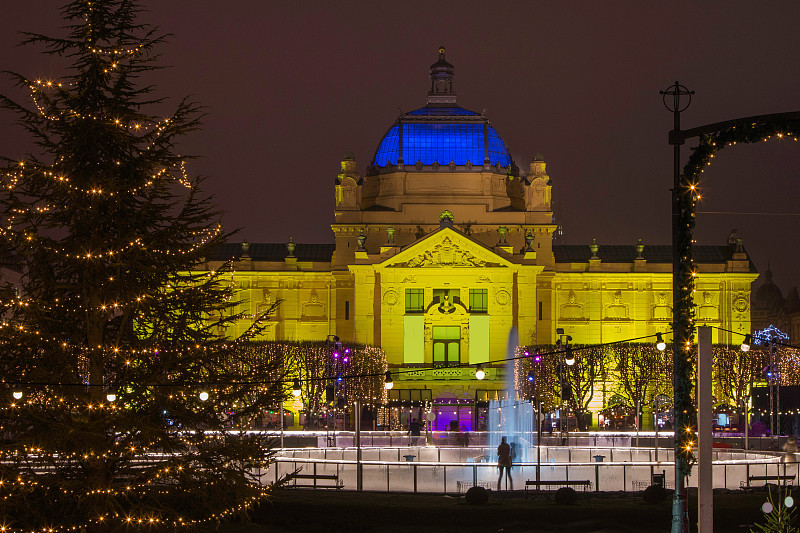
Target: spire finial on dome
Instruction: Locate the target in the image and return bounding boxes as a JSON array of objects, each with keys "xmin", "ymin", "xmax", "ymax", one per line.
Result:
[{"xmin": 428, "ymin": 46, "xmax": 456, "ymax": 105}]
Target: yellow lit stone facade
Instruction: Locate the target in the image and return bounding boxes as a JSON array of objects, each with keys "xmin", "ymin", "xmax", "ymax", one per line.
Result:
[{"xmin": 199, "ymin": 50, "xmax": 757, "ymax": 429}]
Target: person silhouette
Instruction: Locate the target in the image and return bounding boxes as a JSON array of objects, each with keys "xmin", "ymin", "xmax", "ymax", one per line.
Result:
[
  {"xmin": 497, "ymin": 437, "xmax": 513, "ymax": 490},
  {"xmin": 408, "ymin": 418, "xmax": 421, "ymax": 445}
]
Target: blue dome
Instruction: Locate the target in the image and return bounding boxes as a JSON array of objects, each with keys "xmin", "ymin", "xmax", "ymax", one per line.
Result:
[{"xmin": 373, "ymin": 105, "xmax": 513, "ymax": 168}]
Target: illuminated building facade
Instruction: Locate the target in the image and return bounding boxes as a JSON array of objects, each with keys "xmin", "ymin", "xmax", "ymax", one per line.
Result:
[{"xmin": 200, "ymin": 49, "xmax": 757, "ymax": 429}]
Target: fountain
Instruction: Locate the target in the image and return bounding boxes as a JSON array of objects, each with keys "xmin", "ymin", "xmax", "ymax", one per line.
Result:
[{"xmin": 487, "ymin": 327, "xmax": 536, "ymax": 463}]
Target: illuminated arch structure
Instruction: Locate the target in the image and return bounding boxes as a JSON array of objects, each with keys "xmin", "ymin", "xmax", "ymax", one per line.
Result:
[{"xmin": 200, "ymin": 49, "xmax": 757, "ymax": 429}]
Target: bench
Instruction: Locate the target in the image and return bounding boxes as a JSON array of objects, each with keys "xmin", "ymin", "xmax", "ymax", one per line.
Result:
[
  {"xmin": 456, "ymin": 480, "xmax": 493, "ymax": 493},
  {"xmin": 633, "ymin": 479, "xmax": 675, "ymax": 491},
  {"xmin": 525, "ymin": 480, "xmax": 592, "ymax": 498},
  {"xmin": 291, "ymin": 473, "xmax": 343, "ymax": 489},
  {"xmin": 741, "ymin": 474, "xmax": 796, "ymax": 489}
]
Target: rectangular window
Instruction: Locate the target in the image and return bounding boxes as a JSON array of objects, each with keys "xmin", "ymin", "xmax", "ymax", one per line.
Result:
[
  {"xmin": 469, "ymin": 289, "xmax": 488, "ymax": 313},
  {"xmin": 538, "ymin": 301, "xmax": 543, "ymax": 321},
  {"xmin": 405, "ymin": 288, "xmax": 424, "ymax": 313},
  {"xmin": 432, "ymin": 325, "xmax": 460, "ymax": 367},
  {"xmin": 345, "ymin": 301, "xmax": 350, "ymax": 320}
]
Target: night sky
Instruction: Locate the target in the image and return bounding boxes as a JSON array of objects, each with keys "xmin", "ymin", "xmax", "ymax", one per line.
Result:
[{"xmin": 2, "ymin": 2, "xmax": 800, "ymax": 294}]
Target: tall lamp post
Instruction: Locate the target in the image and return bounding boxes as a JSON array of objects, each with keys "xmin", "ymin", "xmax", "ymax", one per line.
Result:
[
  {"xmin": 662, "ymin": 81, "xmax": 694, "ymax": 533},
  {"xmin": 766, "ymin": 337, "xmax": 780, "ymax": 439},
  {"xmin": 527, "ymin": 351, "xmax": 543, "ymax": 483},
  {"xmin": 324, "ymin": 335, "xmax": 343, "ymax": 442},
  {"xmin": 556, "ymin": 328, "xmax": 574, "ymax": 445},
  {"xmin": 662, "ymin": 82, "xmax": 800, "ymax": 533}
]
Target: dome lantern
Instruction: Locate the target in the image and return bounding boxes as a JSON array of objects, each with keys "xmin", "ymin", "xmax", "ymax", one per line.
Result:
[
  {"xmin": 372, "ymin": 48, "xmax": 515, "ymax": 172},
  {"xmin": 428, "ymin": 46, "xmax": 456, "ymax": 104}
]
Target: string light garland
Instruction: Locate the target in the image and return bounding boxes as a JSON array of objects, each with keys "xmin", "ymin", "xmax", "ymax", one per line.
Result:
[{"xmin": 674, "ymin": 113, "xmax": 800, "ymax": 476}]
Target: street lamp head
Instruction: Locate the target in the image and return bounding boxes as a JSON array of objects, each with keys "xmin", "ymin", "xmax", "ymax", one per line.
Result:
[
  {"xmin": 565, "ymin": 346, "xmax": 575, "ymax": 366},
  {"xmin": 198, "ymin": 391, "xmax": 209, "ymax": 402},
  {"xmin": 384, "ymin": 371, "xmax": 393, "ymax": 390},
  {"xmin": 656, "ymin": 333, "xmax": 666, "ymax": 351},
  {"xmin": 741, "ymin": 334, "xmax": 751, "ymax": 352},
  {"xmin": 475, "ymin": 364, "xmax": 486, "ymax": 380},
  {"xmin": 292, "ymin": 378, "xmax": 302, "ymax": 397},
  {"xmin": 660, "ymin": 81, "xmax": 694, "ymax": 113},
  {"xmin": 106, "ymin": 392, "xmax": 117, "ymax": 402},
  {"xmin": 12, "ymin": 390, "xmax": 22, "ymax": 400},
  {"xmin": 527, "ymin": 371, "xmax": 535, "ymax": 383}
]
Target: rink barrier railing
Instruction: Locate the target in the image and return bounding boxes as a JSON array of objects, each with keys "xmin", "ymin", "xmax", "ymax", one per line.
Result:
[{"xmin": 261, "ymin": 448, "xmax": 796, "ymax": 493}]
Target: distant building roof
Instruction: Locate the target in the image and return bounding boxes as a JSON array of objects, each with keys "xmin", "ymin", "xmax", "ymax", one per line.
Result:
[
  {"xmin": 554, "ymin": 244, "xmax": 756, "ymax": 270},
  {"xmin": 206, "ymin": 243, "xmax": 335, "ymax": 263},
  {"xmin": 206, "ymin": 242, "xmax": 753, "ymax": 268}
]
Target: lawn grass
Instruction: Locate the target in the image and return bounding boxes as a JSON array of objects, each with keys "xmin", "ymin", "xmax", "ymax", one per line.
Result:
[{"xmin": 235, "ymin": 488, "xmax": 786, "ymax": 532}]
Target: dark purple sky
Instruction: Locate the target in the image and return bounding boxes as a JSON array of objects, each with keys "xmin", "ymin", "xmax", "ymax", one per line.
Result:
[{"xmin": 3, "ymin": 2, "xmax": 800, "ymax": 294}]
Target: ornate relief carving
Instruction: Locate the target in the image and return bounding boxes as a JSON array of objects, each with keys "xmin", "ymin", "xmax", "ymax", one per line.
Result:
[
  {"xmin": 698, "ymin": 291, "xmax": 718, "ymax": 320},
  {"xmin": 604, "ymin": 290, "xmax": 629, "ymax": 320},
  {"xmin": 383, "ymin": 289, "xmax": 398, "ymax": 306},
  {"xmin": 300, "ymin": 289, "xmax": 326, "ymax": 322},
  {"xmin": 559, "ymin": 290, "xmax": 584, "ymax": 320},
  {"xmin": 652, "ymin": 292, "xmax": 671, "ymax": 321},
  {"xmin": 733, "ymin": 295, "xmax": 749, "ymax": 313},
  {"xmin": 406, "ymin": 237, "xmax": 487, "ymax": 267},
  {"xmin": 495, "ymin": 289, "xmax": 510, "ymax": 306},
  {"xmin": 256, "ymin": 289, "xmax": 275, "ymax": 317}
]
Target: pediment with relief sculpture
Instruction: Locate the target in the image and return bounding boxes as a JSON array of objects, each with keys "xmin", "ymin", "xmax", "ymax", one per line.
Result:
[{"xmin": 379, "ymin": 229, "xmax": 510, "ymax": 269}]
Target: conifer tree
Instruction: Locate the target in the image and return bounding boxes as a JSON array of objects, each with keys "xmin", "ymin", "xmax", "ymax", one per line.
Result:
[
  {"xmin": 751, "ymin": 488, "xmax": 799, "ymax": 533},
  {"xmin": 0, "ymin": 1, "xmax": 283, "ymax": 531}
]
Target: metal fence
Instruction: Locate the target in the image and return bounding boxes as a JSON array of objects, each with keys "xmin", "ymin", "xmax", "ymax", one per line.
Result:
[
  {"xmin": 265, "ymin": 430, "xmax": 793, "ymax": 453},
  {"xmin": 262, "ymin": 446, "xmax": 796, "ymax": 494}
]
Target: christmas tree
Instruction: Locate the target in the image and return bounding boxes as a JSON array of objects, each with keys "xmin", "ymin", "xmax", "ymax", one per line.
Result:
[{"xmin": 0, "ymin": 1, "xmax": 283, "ymax": 531}]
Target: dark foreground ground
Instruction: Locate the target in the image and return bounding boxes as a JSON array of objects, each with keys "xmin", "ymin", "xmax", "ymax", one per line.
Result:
[{"xmin": 228, "ymin": 487, "xmax": 790, "ymax": 533}]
